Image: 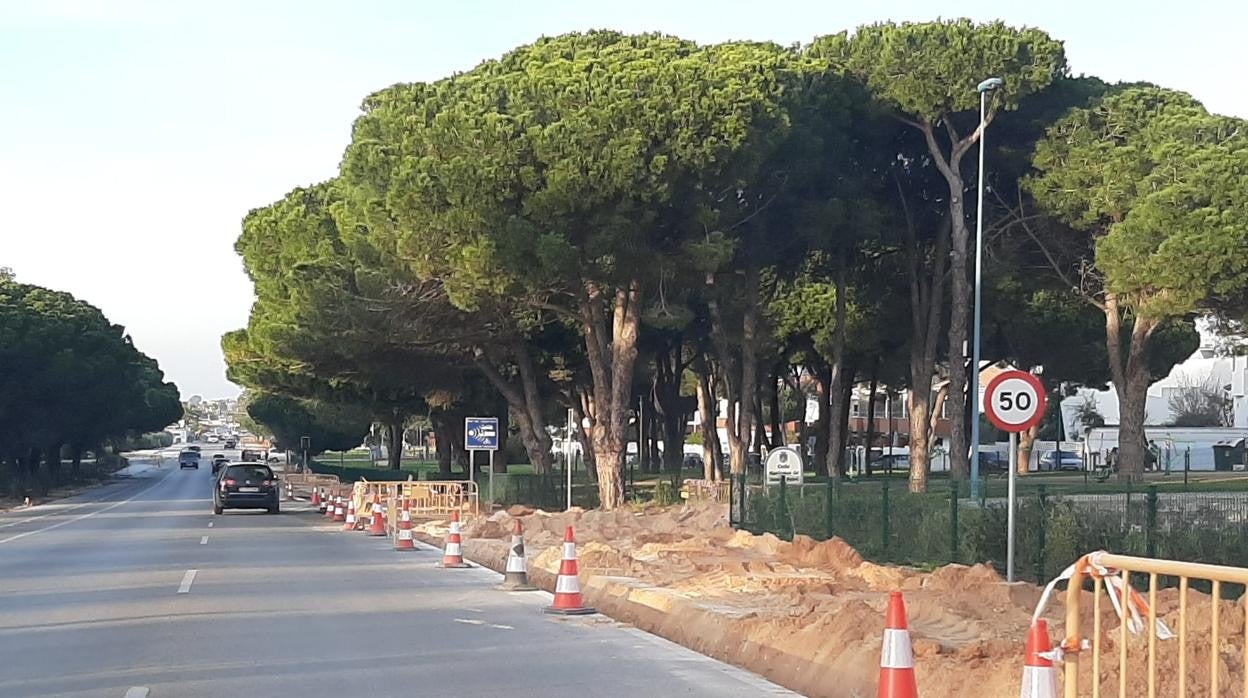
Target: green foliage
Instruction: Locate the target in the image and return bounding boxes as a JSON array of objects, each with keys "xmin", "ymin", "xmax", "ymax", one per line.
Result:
[
  {"xmin": 0, "ymin": 280, "xmax": 182, "ymax": 486},
  {"xmin": 1029, "ymin": 87, "xmax": 1248, "ymax": 321},
  {"xmin": 245, "ymin": 392, "xmax": 370, "ymax": 454},
  {"xmin": 817, "ymin": 19, "xmax": 1066, "ymax": 124}
]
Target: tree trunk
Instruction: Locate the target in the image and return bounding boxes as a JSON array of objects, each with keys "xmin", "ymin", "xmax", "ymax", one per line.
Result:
[
  {"xmin": 864, "ymin": 357, "xmax": 881, "ymax": 477},
  {"xmin": 1018, "ymin": 423, "xmax": 1039, "ymax": 475},
  {"xmin": 765, "ymin": 365, "xmax": 784, "ymax": 447},
  {"xmin": 825, "ymin": 254, "xmax": 849, "ymax": 480},
  {"xmin": 787, "ymin": 366, "xmax": 805, "ymax": 452},
  {"xmin": 753, "ymin": 391, "xmax": 768, "ymax": 458},
  {"xmin": 694, "ymin": 356, "xmax": 722, "ymax": 482},
  {"xmin": 386, "ymin": 417, "xmax": 403, "ymax": 470},
  {"xmin": 836, "ymin": 367, "xmax": 855, "ymax": 474},
  {"xmin": 473, "ymin": 343, "xmax": 553, "ymax": 475},
  {"xmin": 580, "ymin": 280, "xmax": 642, "ymax": 509},
  {"xmin": 71, "ymin": 446, "xmax": 83, "ymax": 480},
  {"xmin": 813, "ymin": 364, "xmax": 832, "ymax": 477},
  {"xmin": 1105, "ymin": 295, "xmax": 1156, "ymax": 483},
  {"xmin": 706, "ymin": 267, "xmax": 761, "ymax": 477},
  {"xmin": 945, "ymin": 178, "xmax": 971, "ymax": 482},
  {"xmin": 432, "ymin": 412, "xmax": 453, "ymax": 476}
]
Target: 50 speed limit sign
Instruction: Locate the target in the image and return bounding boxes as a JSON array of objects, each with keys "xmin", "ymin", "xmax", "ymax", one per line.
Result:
[{"xmin": 983, "ymin": 370, "xmax": 1046, "ymax": 433}]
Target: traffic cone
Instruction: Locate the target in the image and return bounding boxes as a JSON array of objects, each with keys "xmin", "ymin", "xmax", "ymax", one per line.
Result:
[
  {"xmin": 332, "ymin": 496, "xmax": 345, "ymax": 523},
  {"xmin": 285, "ymin": 481, "xmax": 294, "ymax": 501},
  {"xmin": 544, "ymin": 526, "xmax": 594, "ymax": 615},
  {"xmin": 343, "ymin": 498, "xmax": 357, "ymax": 532},
  {"xmin": 1019, "ymin": 619, "xmax": 1058, "ymax": 698},
  {"xmin": 311, "ymin": 487, "xmax": 321, "ymax": 508},
  {"xmin": 497, "ymin": 519, "xmax": 537, "ymax": 591},
  {"xmin": 367, "ymin": 494, "xmax": 386, "ymax": 536},
  {"xmin": 322, "ymin": 491, "xmax": 334, "ymax": 518},
  {"xmin": 436, "ymin": 510, "xmax": 470, "ymax": 568},
  {"xmin": 878, "ymin": 591, "xmax": 918, "ymax": 698},
  {"xmin": 394, "ymin": 502, "xmax": 416, "ymax": 551}
]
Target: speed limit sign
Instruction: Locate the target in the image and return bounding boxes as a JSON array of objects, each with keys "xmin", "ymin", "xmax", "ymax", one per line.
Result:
[{"xmin": 983, "ymin": 370, "xmax": 1047, "ymax": 433}]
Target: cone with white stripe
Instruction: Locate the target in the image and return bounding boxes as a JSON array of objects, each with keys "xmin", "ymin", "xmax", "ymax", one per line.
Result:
[
  {"xmin": 285, "ymin": 481, "xmax": 294, "ymax": 501},
  {"xmin": 322, "ymin": 490, "xmax": 334, "ymax": 518},
  {"xmin": 436, "ymin": 510, "xmax": 470, "ymax": 568},
  {"xmin": 366, "ymin": 494, "xmax": 386, "ymax": 536},
  {"xmin": 332, "ymin": 496, "xmax": 345, "ymax": 523},
  {"xmin": 1019, "ymin": 619, "xmax": 1058, "ymax": 698},
  {"xmin": 311, "ymin": 487, "xmax": 321, "ymax": 508},
  {"xmin": 496, "ymin": 519, "xmax": 537, "ymax": 591},
  {"xmin": 878, "ymin": 591, "xmax": 918, "ymax": 698},
  {"xmin": 544, "ymin": 526, "xmax": 594, "ymax": 615},
  {"xmin": 342, "ymin": 497, "xmax": 357, "ymax": 531},
  {"xmin": 393, "ymin": 500, "xmax": 416, "ymax": 551}
]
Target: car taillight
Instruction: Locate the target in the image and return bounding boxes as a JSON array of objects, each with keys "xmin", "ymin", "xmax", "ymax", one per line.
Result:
[
  {"xmin": 223, "ymin": 478, "xmax": 236, "ymax": 486},
  {"xmin": 262, "ymin": 480, "xmax": 274, "ymax": 487}
]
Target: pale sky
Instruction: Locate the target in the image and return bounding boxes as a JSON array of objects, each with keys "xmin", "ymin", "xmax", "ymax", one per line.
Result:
[{"xmin": 2, "ymin": 0, "xmax": 1245, "ymax": 399}]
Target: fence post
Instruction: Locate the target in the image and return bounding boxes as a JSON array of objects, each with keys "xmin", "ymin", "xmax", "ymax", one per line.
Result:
[
  {"xmin": 824, "ymin": 477, "xmax": 834, "ymax": 540},
  {"xmin": 728, "ymin": 474, "xmax": 738, "ymax": 528},
  {"xmin": 1146, "ymin": 484, "xmax": 1158, "ymax": 559},
  {"xmin": 1035, "ymin": 484, "xmax": 1048, "ymax": 583},
  {"xmin": 777, "ymin": 476, "xmax": 793, "ymax": 540},
  {"xmin": 1184, "ymin": 447, "xmax": 1190, "ymax": 489},
  {"xmin": 881, "ymin": 478, "xmax": 891, "ymax": 557},
  {"xmin": 948, "ymin": 478, "xmax": 959, "ymax": 563}
]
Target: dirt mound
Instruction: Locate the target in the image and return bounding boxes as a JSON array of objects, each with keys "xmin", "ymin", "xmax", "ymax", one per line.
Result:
[{"xmin": 430, "ymin": 501, "xmax": 1244, "ymax": 697}]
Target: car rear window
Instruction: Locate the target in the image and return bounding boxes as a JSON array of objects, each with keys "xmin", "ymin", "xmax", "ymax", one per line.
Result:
[
  {"xmin": 179, "ymin": 451, "xmax": 199, "ymax": 459},
  {"xmin": 224, "ymin": 465, "xmax": 272, "ymax": 480}
]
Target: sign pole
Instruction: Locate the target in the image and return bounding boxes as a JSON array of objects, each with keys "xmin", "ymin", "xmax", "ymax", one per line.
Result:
[
  {"xmin": 488, "ymin": 448, "xmax": 494, "ymax": 505},
  {"xmin": 566, "ymin": 448, "xmax": 573, "ymax": 511},
  {"xmin": 469, "ymin": 449, "xmax": 475, "ymax": 488},
  {"xmin": 1007, "ymin": 430, "xmax": 1017, "ymax": 583}
]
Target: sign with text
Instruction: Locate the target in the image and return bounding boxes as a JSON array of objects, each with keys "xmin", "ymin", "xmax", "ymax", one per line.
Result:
[
  {"xmin": 464, "ymin": 417, "xmax": 500, "ymax": 450},
  {"xmin": 984, "ymin": 370, "xmax": 1047, "ymax": 433},
  {"xmin": 764, "ymin": 446, "xmax": 804, "ymax": 484}
]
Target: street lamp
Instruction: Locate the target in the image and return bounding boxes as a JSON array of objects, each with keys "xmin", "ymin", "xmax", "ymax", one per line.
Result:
[{"xmin": 969, "ymin": 76, "xmax": 1003, "ymax": 502}]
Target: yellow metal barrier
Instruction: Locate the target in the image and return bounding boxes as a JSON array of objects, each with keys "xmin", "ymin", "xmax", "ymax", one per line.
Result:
[
  {"xmin": 1061, "ymin": 551, "xmax": 1248, "ymax": 698},
  {"xmin": 680, "ymin": 478, "xmax": 730, "ymax": 502},
  {"xmin": 351, "ymin": 480, "xmax": 478, "ymax": 521}
]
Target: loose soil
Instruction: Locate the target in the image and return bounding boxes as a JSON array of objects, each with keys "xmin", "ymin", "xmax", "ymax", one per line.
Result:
[{"xmin": 415, "ymin": 502, "xmax": 1246, "ymax": 697}]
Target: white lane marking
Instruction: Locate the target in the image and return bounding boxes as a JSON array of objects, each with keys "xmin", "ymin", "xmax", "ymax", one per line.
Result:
[
  {"xmin": 200, "ymin": 536, "xmax": 209, "ymax": 545},
  {"xmin": 207, "ymin": 522, "xmax": 214, "ymax": 528},
  {"xmin": 177, "ymin": 569, "xmax": 197, "ymax": 594},
  {"xmin": 489, "ymin": 623, "xmax": 514, "ymax": 630},
  {"xmin": 0, "ymin": 498, "xmax": 98, "ymax": 529},
  {"xmin": 0, "ymin": 469, "xmax": 173, "ymax": 545},
  {"xmin": 124, "ymin": 688, "xmax": 150, "ymax": 698},
  {"xmin": 453, "ymin": 618, "xmax": 484, "ymax": 625}
]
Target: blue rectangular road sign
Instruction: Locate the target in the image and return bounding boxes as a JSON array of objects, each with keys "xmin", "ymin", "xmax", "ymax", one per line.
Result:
[{"xmin": 464, "ymin": 417, "xmax": 500, "ymax": 450}]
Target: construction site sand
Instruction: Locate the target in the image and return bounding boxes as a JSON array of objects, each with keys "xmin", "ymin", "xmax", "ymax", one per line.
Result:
[{"xmin": 415, "ymin": 503, "xmax": 1245, "ymax": 697}]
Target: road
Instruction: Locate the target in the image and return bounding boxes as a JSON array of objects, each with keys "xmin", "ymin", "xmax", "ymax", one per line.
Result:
[{"xmin": 0, "ymin": 445, "xmax": 795, "ymax": 698}]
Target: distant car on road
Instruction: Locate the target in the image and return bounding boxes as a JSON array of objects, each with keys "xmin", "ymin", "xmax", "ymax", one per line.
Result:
[
  {"xmin": 187, "ymin": 445, "xmax": 201, "ymax": 453},
  {"xmin": 869, "ymin": 454, "xmax": 910, "ymax": 472},
  {"xmin": 1040, "ymin": 450, "xmax": 1084, "ymax": 472},
  {"xmin": 211, "ymin": 454, "xmax": 229, "ymax": 474},
  {"xmin": 223, "ymin": 440, "xmax": 236, "ymax": 449},
  {"xmin": 178, "ymin": 450, "xmax": 200, "ymax": 469},
  {"xmin": 214, "ymin": 463, "xmax": 279, "ymax": 515}
]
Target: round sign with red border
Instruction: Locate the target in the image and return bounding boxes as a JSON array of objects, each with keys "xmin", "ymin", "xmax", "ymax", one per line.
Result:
[{"xmin": 983, "ymin": 370, "xmax": 1046, "ymax": 433}]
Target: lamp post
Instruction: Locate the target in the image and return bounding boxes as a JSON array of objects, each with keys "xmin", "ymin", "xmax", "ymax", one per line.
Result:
[{"xmin": 969, "ymin": 76, "xmax": 1003, "ymax": 502}]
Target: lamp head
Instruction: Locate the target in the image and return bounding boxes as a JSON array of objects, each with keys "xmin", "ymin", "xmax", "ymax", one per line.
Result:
[{"xmin": 977, "ymin": 77, "xmax": 1004, "ymax": 93}]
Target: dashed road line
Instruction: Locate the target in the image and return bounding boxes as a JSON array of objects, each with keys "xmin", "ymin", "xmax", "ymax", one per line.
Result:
[
  {"xmin": 123, "ymin": 688, "xmax": 150, "ymax": 698},
  {"xmin": 0, "ymin": 470, "xmax": 173, "ymax": 545},
  {"xmin": 207, "ymin": 522, "xmax": 213, "ymax": 528},
  {"xmin": 200, "ymin": 536, "xmax": 209, "ymax": 545},
  {"xmin": 177, "ymin": 569, "xmax": 197, "ymax": 594}
]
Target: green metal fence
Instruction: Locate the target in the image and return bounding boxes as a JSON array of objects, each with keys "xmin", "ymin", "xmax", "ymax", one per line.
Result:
[{"xmin": 730, "ymin": 475, "xmax": 1248, "ymax": 585}]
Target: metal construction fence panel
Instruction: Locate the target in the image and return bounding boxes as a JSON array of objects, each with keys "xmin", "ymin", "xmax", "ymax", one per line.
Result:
[{"xmin": 729, "ymin": 475, "xmax": 1248, "ymax": 584}]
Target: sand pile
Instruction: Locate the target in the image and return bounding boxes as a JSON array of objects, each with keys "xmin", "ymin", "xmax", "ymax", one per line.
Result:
[{"xmin": 416, "ymin": 502, "xmax": 1244, "ymax": 697}]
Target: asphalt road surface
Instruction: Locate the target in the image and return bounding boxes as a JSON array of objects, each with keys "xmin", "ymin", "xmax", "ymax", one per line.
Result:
[{"xmin": 0, "ymin": 445, "xmax": 795, "ymax": 697}]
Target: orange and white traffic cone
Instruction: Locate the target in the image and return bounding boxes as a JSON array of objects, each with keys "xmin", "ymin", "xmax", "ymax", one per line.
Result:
[
  {"xmin": 544, "ymin": 527, "xmax": 594, "ymax": 615},
  {"xmin": 332, "ymin": 496, "xmax": 345, "ymax": 523},
  {"xmin": 322, "ymin": 491, "xmax": 334, "ymax": 518},
  {"xmin": 367, "ymin": 494, "xmax": 386, "ymax": 536},
  {"xmin": 285, "ymin": 481, "xmax": 294, "ymax": 501},
  {"xmin": 1019, "ymin": 619, "xmax": 1058, "ymax": 698},
  {"xmin": 394, "ymin": 502, "xmax": 416, "ymax": 551},
  {"xmin": 497, "ymin": 519, "xmax": 537, "ymax": 591},
  {"xmin": 437, "ymin": 510, "xmax": 470, "ymax": 568},
  {"xmin": 311, "ymin": 487, "xmax": 321, "ymax": 509},
  {"xmin": 878, "ymin": 591, "xmax": 918, "ymax": 698},
  {"xmin": 342, "ymin": 498, "xmax": 357, "ymax": 532}
]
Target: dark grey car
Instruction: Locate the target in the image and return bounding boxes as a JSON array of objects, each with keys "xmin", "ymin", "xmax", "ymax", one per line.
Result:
[{"xmin": 213, "ymin": 463, "xmax": 279, "ymax": 514}]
